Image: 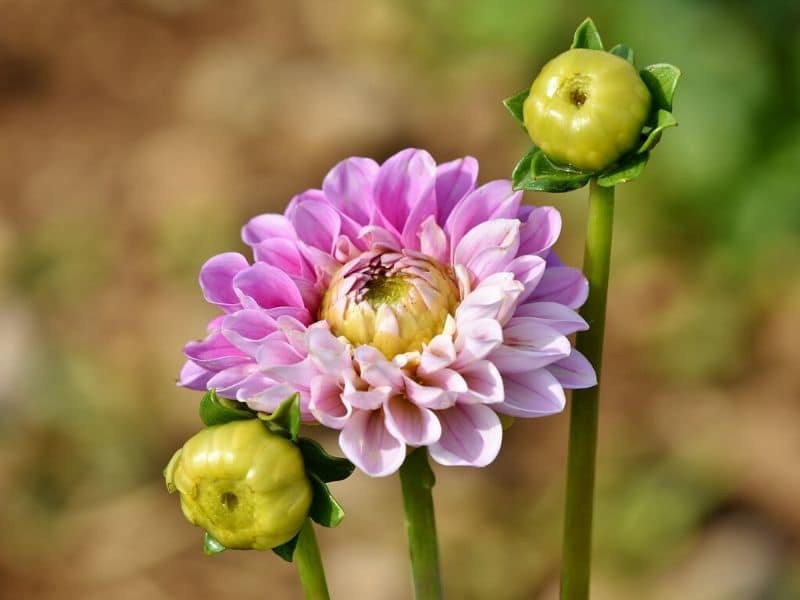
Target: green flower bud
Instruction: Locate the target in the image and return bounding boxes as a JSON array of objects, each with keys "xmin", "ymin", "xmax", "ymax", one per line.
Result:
[
  {"xmin": 523, "ymin": 48, "xmax": 651, "ymax": 171},
  {"xmin": 164, "ymin": 420, "xmax": 313, "ymax": 550}
]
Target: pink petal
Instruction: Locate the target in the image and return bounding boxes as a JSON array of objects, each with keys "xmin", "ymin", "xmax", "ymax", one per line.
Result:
[
  {"xmin": 453, "ymin": 219, "xmax": 520, "ymax": 282},
  {"xmin": 489, "ymin": 319, "xmax": 571, "ymax": 372},
  {"xmin": 342, "ymin": 383, "xmax": 392, "ymax": 410},
  {"xmin": 241, "ymin": 214, "xmax": 296, "ymax": 246},
  {"xmin": 358, "ymin": 224, "xmax": 402, "ymax": 251},
  {"xmin": 453, "ymin": 318, "xmax": 503, "ymax": 366},
  {"xmin": 403, "ymin": 376, "xmax": 455, "ymax": 410},
  {"xmin": 184, "ymin": 331, "xmax": 250, "ymax": 370},
  {"xmin": 546, "ymin": 350, "xmax": 597, "ymax": 389},
  {"xmin": 256, "ymin": 338, "xmax": 304, "ymax": 368},
  {"xmin": 232, "ymin": 263, "xmax": 305, "ymax": 310},
  {"xmin": 512, "ymin": 301, "xmax": 588, "ymax": 335},
  {"xmin": 305, "ymin": 325, "xmax": 351, "ymax": 375},
  {"xmin": 527, "ymin": 267, "xmax": 589, "ymax": 309},
  {"xmin": 517, "ymin": 206, "xmax": 562, "ymax": 256},
  {"xmin": 199, "ymin": 252, "xmax": 249, "ymax": 310},
  {"xmin": 221, "ymin": 309, "xmax": 279, "ymax": 355},
  {"xmin": 309, "ymin": 375, "xmax": 351, "ymax": 428},
  {"xmin": 457, "ymin": 360, "xmax": 504, "ymax": 405},
  {"xmin": 177, "ymin": 360, "xmax": 214, "ymax": 390},
  {"xmin": 245, "ymin": 382, "xmax": 297, "ymax": 413},
  {"xmin": 207, "ymin": 363, "xmax": 260, "ymax": 397},
  {"xmin": 339, "ymin": 409, "xmax": 406, "ymax": 477},
  {"xmin": 384, "ymin": 396, "xmax": 441, "ymax": 446},
  {"xmin": 251, "ymin": 238, "xmax": 312, "ymax": 278},
  {"xmin": 435, "ymin": 156, "xmax": 478, "ymax": 224},
  {"xmin": 287, "ymin": 197, "xmax": 342, "ymax": 253},
  {"xmin": 322, "ymin": 157, "xmax": 379, "ymax": 225},
  {"xmin": 428, "ymin": 404, "xmax": 502, "ymax": 467},
  {"xmin": 419, "ymin": 216, "xmax": 449, "ymax": 263},
  {"xmin": 354, "ymin": 345, "xmax": 404, "ymax": 390},
  {"xmin": 418, "ymin": 333, "xmax": 457, "ymax": 376},
  {"xmin": 373, "ymin": 149, "xmax": 437, "ymax": 242},
  {"xmin": 445, "ymin": 180, "xmax": 521, "ymax": 251},
  {"xmin": 497, "ymin": 369, "xmax": 566, "ymax": 417},
  {"xmin": 507, "ymin": 255, "xmax": 546, "ymax": 304}
]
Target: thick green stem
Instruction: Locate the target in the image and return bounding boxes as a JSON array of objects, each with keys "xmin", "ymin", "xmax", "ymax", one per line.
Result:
[
  {"xmin": 295, "ymin": 519, "xmax": 331, "ymax": 600},
  {"xmin": 399, "ymin": 447, "xmax": 443, "ymax": 600},
  {"xmin": 560, "ymin": 179, "xmax": 615, "ymax": 600}
]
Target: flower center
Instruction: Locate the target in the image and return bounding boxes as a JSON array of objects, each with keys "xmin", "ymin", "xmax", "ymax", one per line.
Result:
[
  {"xmin": 320, "ymin": 251, "xmax": 460, "ymax": 358},
  {"xmin": 560, "ymin": 73, "xmax": 591, "ymax": 108}
]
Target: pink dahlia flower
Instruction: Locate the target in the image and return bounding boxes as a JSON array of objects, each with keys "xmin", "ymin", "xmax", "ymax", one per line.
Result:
[{"xmin": 180, "ymin": 149, "xmax": 596, "ymax": 476}]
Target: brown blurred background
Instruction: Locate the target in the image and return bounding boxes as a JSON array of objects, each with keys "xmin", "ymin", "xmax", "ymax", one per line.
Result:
[{"xmin": 1, "ymin": 1, "xmax": 799, "ymax": 598}]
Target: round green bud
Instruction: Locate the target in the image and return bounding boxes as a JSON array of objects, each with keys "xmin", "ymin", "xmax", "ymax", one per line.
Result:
[
  {"xmin": 164, "ymin": 420, "xmax": 313, "ymax": 550},
  {"xmin": 523, "ymin": 48, "xmax": 651, "ymax": 172}
]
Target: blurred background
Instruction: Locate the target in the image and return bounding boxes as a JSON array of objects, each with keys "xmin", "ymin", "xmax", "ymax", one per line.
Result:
[{"xmin": 1, "ymin": 0, "xmax": 799, "ymax": 598}]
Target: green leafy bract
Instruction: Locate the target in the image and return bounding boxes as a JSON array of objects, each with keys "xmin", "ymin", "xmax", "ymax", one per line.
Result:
[
  {"xmin": 298, "ymin": 437, "xmax": 355, "ymax": 483},
  {"xmin": 610, "ymin": 43, "xmax": 634, "ymax": 63},
  {"xmin": 597, "ymin": 152, "xmax": 649, "ymax": 187},
  {"xmin": 512, "ymin": 146, "xmax": 591, "ymax": 193},
  {"xmin": 637, "ymin": 109, "xmax": 678, "ymax": 153},
  {"xmin": 503, "ymin": 88, "xmax": 529, "ymax": 129},
  {"xmin": 259, "ymin": 393, "xmax": 301, "ymax": 441},
  {"xmin": 272, "ymin": 533, "xmax": 300, "ymax": 562},
  {"xmin": 203, "ymin": 531, "xmax": 226, "ymax": 555},
  {"xmin": 571, "ymin": 17, "xmax": 603, "ymax": 51},
  {"xmin": 308, "ymin": 474, "xmax": 346, "ymax": 528},
  {"xmin": 640, "ymin": 64, "xmax": 681, "ymax": 112},
  {"xmin": 199, "ymin": 390, "xmax": 255, "ymax": 427}
]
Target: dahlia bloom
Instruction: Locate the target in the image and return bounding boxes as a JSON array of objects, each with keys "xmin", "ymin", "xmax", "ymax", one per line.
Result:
[{"xmin": 180, "ymin": 149, "xmax": 596, "ymax": 477}]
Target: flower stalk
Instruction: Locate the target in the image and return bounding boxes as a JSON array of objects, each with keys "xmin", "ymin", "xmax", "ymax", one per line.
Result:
[
  {"xmin": 399, "ymin": 448, "xmax": 443, "ymax": 600},
  {"xmin": 295, "ymin": 519, "xmax": 332, "ymax": 600},
  {"xmin": 561, "ymin": 179, "xmax": 615, "ymax": 599}
]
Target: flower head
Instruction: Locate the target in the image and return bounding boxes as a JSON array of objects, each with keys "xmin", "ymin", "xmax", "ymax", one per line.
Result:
[{"xmin": 179, "ymin": 149, "xmax": 596, "ymax": 476}]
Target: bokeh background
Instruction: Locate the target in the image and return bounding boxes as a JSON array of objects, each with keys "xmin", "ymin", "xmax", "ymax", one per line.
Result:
[{"xmin": 1, "ymin": 0, "xmax": 799, "ymax": 598}]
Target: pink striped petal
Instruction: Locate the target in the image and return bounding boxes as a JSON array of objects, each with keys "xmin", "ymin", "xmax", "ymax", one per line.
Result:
[
  {"xmin": 288, "ymin": 198, "xmax": 341, "ymax": 254},
  {"xmin": 489, "ymin": 319, "xmax": 570, "ymax": 372},
  {"xmin": 517, "ymin": 206, "xmax": 561, "ymax": 256},
  {"xmin": 384, "ymin": 396, "xmax": 441, "ymax": 446},
  {"xmin": 221, "ymin": 309, "xmax": 278, "ymax": 355},
  {"xmin": 232, "ymin": 263, "xmax": 305, "ymax": 310},
  {"xmin": 184, "ymin": 331, "xmax": 250, "ymax": 370},
  {"xmin": 339, "ymin": 409, "xmax": 406, "ymax": 477},
  {"xmin": 207, "ymin": 363, "xmax": 260, "ymax": 397},
  {"xmin": 418, "ymin": 333, "xmax": 457, "ymax": 376},
  {"xmin": 241, "ymin": 214, "xmax": 296, "ymax": 246},
  {"xmin": 419, "ymin": 216, "xmax": 449, "ymax": 263},
  {"xmin": 199, "ymin": 252, "xmax": 249, "ymax": 310},
  {"xmin": 245, "ymin": 382, "xmax": 297, "ymax": 413},
  {"xmin": 445, "ymin": 180, "xmax": 521, "ymax": 251},
  {"xmin": 306, "ymin": 325, "xmax": 350, "ymax": 375},
  {"xmin": 457, "ymin": 360, "xmax": 504, "ymax": 405},
  {"xmin": 309, "ymin": 375, "xmax": 351, "ymax": 428},
  {"xmin": 453, "ymin": 219, "xmax": 520, "ymax": 282},
  {"xmin": 354, "ymin": 345, "xmax": 404, "ymax": 390},
  {"xmin": 507, "ymin": 255, "xmax": 546, "ymax": 304},
  {"xmin": 435, "ymin": 156, "xmax": 478, "ymax": 224},
  {"xmin": 512, "ymin": 301, "xmax": 588, "ymax": 335},
  {"xmin": 546, "ymin": 350, "xmax": 597, "ymax": 389},
  {"xmin": 497, "ymin": 369, "xmax": 566, "ymax": 417},
  {"xmin": 404, "ymin": 376, "xmax": 455, "ymax": 410},
  {"xmin": 527, "ymin": 267, "xmax": 589, "ymax": 309},
  {"xmin": 373, "ymin": 149, "xmax": 437, "ymax": 240},
  {"xmin": 177, "ymin": 360, "xmax": 214, "ymax": 390},
  {"xmin": 428, "ymin": 404, "xmax": 502, "ymax": 467},
  {"xmin": 322, "ymin": 157, "xmax": 379, "ymax": 225},
  {"xmin": 453, "ymin": 318, "xmax": 503, "ymax": 366}
]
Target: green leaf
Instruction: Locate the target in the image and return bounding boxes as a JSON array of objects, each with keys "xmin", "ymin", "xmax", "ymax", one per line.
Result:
[
  {"xmin": 298, "ymin": 437, "xmax": 355, "ymax": 483},
  {"xmin": 308, "ymin": 474, "xmax": 345, "ymax": 528},
  {"xmin": 571, "ymin": 17, "xmax": 603, "ymax": 51},
  {"xmin": 203, "ymin": 531, "xmax": 227, "ymax": 555},
  {"xmin": 259, "ymin": 393, "xmax": 301, "ymax": 441},
  {"xmin": 640, "ymin": 63, "xmax": 681, "ymax": 111},
  {"xmin": 637, "ymin": 109, "xmax": 678, "ymax": 153},
  {"xmin": 597, "ymin": 152, "xmax": 649, "ymax": 187},
  {"xmin": 272, "ymin": 533, "xmax": 300, "ymax": 562},
  {"xmin": 512, "ymin": 146, "xmax": 591, "ymax": 193},
  {"xmin": 199, "ymin": 389, "xmax": 255, "ymax": 427},
  {"xmin": 503, "ymin": 88, "xmax": 529, "ymax": 128},
  {"xmin": 610, "ymin": 43, "xmax": 634, "ymax": 64}
]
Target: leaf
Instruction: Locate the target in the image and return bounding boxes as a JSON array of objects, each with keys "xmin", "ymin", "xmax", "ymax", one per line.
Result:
[
  {"xmin": 571, "ymin": 17, "xmax": 604, "ymax": 51},
  {"xmin": 199, "ymin": 389, "xmax": 255, "ymax": 427},
  {"xmin": 503, "ymin": 88, "xmax": 529, "ymax": 128},
  {"xmin": 610, "ymin": 44, "xmax": 634, "ymax": 64},
  {"xmin": 272, "ymin": 533, "xmax": 300, "ymax": 562},
  {"xmin": 259, "ymin": 393, "xmax": 301, "ymax": 441},
  {"xmin": 640, "ymin": 63, "xmax": 681, "ymax": 111},
  {"xmin": 512, "ymin": 146, "xmax": 591, "ymax": 193},
  {"xmin": 637, "ymin": 109, "xmax": 678, "ymax": 153},
  {"xmin": 308, "ymin": 474, "xmax": 345, "ymax": 528},
  {"xmin": 204, "ymin": 531, "xmax": 227, "ymax": 555},
  {"xmin": 597, "ymin": 152, "xmax": 649, "ymax": 187},
  {"xmin": 298, "ymin": 437, "xmax": 355, "ymax": 483}
]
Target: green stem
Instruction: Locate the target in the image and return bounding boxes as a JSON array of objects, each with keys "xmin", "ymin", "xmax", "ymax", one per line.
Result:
[
  {"xmin": 399, "ymin": 447, "xmax": 443, "ymax": 600},
  {"xmin": 295, "ymin": 519, "xmax": 331, "ymax": 600},
  {"xmin": 560, "ymin": 179, "xmax": 615, "ymax": 600}
]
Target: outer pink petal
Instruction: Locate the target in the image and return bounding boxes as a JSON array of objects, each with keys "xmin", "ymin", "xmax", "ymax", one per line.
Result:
[
  {"xmin": 184, "ymin": 331, "xmax": 250, "ymax": 370},
  {"xmin": 453, "ymin": 219, "xmax": 520, "ymax": 282},
  {"xmin": 512, "ymin": 301, "xmax": 588, "ymax": 335},
  {"xmin": 445, "ymin": 180, "xmax": 521, "ymax": 252},
  {"xmin": 435, "ymin": 156, "xmax": 478, "ymax": 224},
  {"xmin": 496, "ymin": 369, "xmax": 566, "ymax": 417},
  {"xmin": 546, "ymin": 349, "xmax": 597, "ymax": 389},
  {"xmin": 207, "ymin": 363, "xmax": 260, "ymax": 398},
  {"xmin": 232, "ymin": 263, "xmax": 305, "ymax": 310},
  {"xmin": 322, "ymin": 157, "xmax": 379, "ymax": 225},
  {"xmin": 527, "ymin": 267, "xmax": 589, "ymax": 309},
  {"xmin": 241, "ymin": 214, "xmax": 296, "ymax": 246},
  {"xmin": 507, "ymin": 255, "xmax": 546, "ymax": 304},
  {"xmin": 288, "ymin": 198, "xmax": 342, "ymax": 254},
  {"xmin": 453, "ymin": 318, "xmax": 503, "ymax": 366},
  {"xmin": 245, "ymin": 382, "xmax": 297, "ymax": 413},
  {"xmin": 305, "ymin": 325, "xmax": 351, "ymax": 375},
  {"xmin": 339, "ymin": 409, "xmax": 406, "ymax": 477},
  {"xmin": 384, "ymin": 396, "xmax": 442, "ymax": 446},
  {"xmin": 354, "ymin": 345, "xmax": 404, "ymax": 390},
  {"xmin": 177, "ymin": 360, "xmax": 214, "ymax": 390},
  {"xmin": 418, "ymin": 333, "xmax": 457, "ymax": 376},
  {"xmin": 221, "ymin": 309, "xmax": 279, "ymax": 355},
  {"xmin": 251, "ymin": 238, "xmax": 312, "ymax": 278},
  {"xmin": 457, "ymin": 360, "xmax": 504, "ymax": 405},
  {"xmin": 199, "ymin": 252, "xmax": 249, "ymax": 310},
  {"xmin": 428, "ymin": 404, "xmax": 502, "ymax": 467},
  {"xmin": 517, "ymin": 206, "xmax": 562, "ymax": 256},
  {"xmin": 418, "ymin": 216, "xmax": 449, "ymax": 263},
  {"xmin": 373, "ymin": 148, "xmax": 437, "ymax": 241},
  {"xmin": 404, "ymin": 376, "xmax": 456, "ymax": 410},
  {"xmin": 489, "ymin": 319, "xmax": 571, "ymax": 372}
]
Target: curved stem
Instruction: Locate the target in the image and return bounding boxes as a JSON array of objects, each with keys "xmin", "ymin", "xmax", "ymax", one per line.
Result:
[
  {"xmin": 295, "ymin": 519, "xmax": 331, "ymax": 600},
  {"xmin": 560, "ymin": 179, "xmax": 615, "ymax": 600},
  {"xmin": 399, "ymin": 447, "xmax": 443, "ymax": 600}
]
